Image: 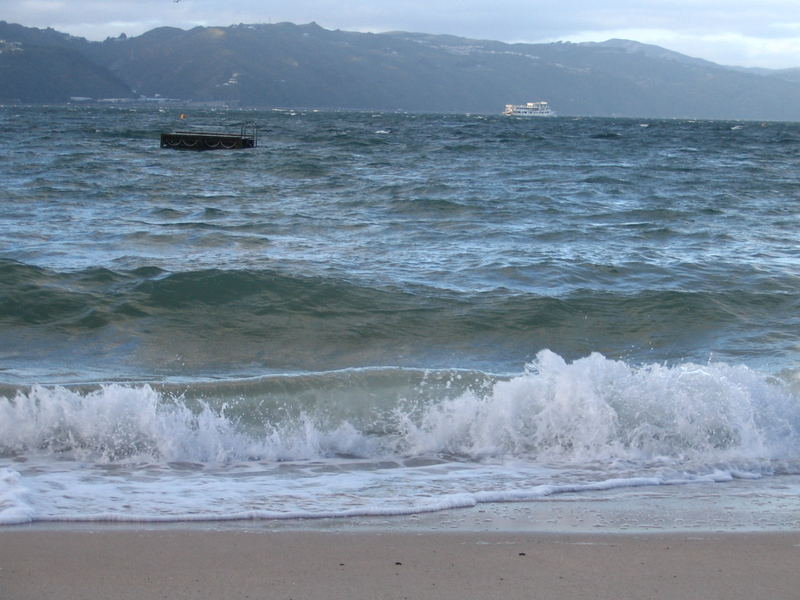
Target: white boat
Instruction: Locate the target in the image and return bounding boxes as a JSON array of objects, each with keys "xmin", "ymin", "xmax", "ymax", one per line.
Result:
[{"xmin": 503, "ymin": 101, "xmax": 553, "ymax": 117}]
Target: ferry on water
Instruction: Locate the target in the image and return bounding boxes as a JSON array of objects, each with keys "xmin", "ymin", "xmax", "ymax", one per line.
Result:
[{"xmin": 503, "ymin": 101, "xmax": 553, "ymax": 117}]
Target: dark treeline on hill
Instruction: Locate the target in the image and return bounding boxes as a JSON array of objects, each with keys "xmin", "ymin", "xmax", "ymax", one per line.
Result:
[{"xmin": 2, "ymin": 20, "xmax": 800, "ymax": 120}]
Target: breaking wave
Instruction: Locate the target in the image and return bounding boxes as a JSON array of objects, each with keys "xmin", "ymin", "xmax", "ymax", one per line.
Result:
[{"xmin": 2, "ymin": 351, "xmax": 798, "ymax": 470}]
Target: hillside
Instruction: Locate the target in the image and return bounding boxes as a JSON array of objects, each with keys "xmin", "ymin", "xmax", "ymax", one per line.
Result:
[
  {"xmin": 2, "ymin": 20, "xmax": 800, "ymax": 119},
  {"xmin": 0, "ymin": 22, "xmax": 133, "ymax": 102}
]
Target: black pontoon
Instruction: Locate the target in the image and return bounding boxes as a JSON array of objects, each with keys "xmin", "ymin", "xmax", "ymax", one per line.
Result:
[{"xmin": 160, "ymin": 122, "xmax": 257, "ymax": 150}]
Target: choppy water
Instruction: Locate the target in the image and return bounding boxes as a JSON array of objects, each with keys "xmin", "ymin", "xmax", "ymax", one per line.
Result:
[{"xmin": 1, "ymin": 105, "xmax": 799, "ymax": 527}]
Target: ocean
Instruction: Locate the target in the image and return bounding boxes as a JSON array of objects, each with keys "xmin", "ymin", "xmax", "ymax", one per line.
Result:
[{"xmin": 1, "ymin": 105, "xmax": 799, "ymax": 529}]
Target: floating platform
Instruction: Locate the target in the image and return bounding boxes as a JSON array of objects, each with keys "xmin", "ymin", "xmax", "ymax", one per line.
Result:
[{"xmin": 160, "ymin": 122, "xmax": 257, "ymax": 150}]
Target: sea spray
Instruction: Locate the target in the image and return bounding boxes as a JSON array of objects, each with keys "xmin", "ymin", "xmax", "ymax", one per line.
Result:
[
  {"xmin": 0, "ymin": 384, "xmax": 376, "ymax": 464},
  {"xmin": 2, "ymin": 352, "xmax": 799, "ymax": 524},
  {"xmin": 2, "ymin": 352, "xmax": 798, "ymax": 468},
  {"xmin": 0, "ymin": 468, "xmax": 34, "ymax": 525},
  {"xmin": 393, "ymin": 352, "xmax": 799, "ymax": 467}
]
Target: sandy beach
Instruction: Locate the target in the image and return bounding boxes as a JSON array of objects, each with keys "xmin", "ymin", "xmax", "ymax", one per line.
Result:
[{"xmin": 2, "ymin": 527, "xmax": 799, "ymax": 600}]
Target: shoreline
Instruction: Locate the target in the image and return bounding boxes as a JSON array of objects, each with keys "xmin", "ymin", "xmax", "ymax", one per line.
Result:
[
  {"xmin": 6, "ymin": 475, "xmax": 800, "ymax": 534},
  {"xmin": 3, "ymin": 528, "xmax": 799, "ymax": 600},
  {"xmin": 4, "ymin": 478, "xmax": 800, "ymax": 599},
  {"xmin": 4, "ymin": 482, "xmax": 800, "ymax": 600}
]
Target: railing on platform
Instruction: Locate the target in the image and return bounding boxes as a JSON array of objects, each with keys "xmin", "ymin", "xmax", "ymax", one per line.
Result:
[{"xmin": 160, "ymin": 121, "xmax": 257, "ymax": 151}]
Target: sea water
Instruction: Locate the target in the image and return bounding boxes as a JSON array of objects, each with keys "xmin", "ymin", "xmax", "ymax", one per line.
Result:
[{"xmin": 1, "ymin": 106, "xmax": 799, "ymax": 528}]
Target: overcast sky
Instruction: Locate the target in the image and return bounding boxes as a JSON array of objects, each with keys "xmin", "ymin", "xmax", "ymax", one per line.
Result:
[{"xmin": 5, "ymin": 0, "xmax": 800, "ymax": 69}]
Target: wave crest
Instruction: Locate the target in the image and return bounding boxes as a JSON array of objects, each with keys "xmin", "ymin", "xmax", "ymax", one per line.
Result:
[
  {"xmin": 0, "ymin": 383, "xmax": 374, "ymax": 463},
  {"xmin": 1, "ymin": 352, "xmax": 798, "ymax": 471},
  {"xmin": 397, "ymin": 351, "xmax": 799, "ymax": 466}
]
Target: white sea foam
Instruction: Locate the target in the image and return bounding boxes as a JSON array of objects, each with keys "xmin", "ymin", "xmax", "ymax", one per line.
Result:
[
  {"xmin": 396, "ymin": 351, "xmax": 799, "ymax": 467},
  {"xmin": 0, "ymin": 383, "xmax": 375, "ymax": 464},
  {"xmin": 3, "ymin": 351, "xmax": 798, "ymax": 467},
  {"xmin": 0, "ymin": 468, "xmax": 34, "ymax": 525},
  {"xmin": 1, "ymin": 351, "xmax": 799, "ymax": 524}
]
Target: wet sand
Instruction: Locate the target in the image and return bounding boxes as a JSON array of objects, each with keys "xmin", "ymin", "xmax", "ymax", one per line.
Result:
[{"xmin": 2, "ymin": 528, "xmax": 800, "ymax": 600}]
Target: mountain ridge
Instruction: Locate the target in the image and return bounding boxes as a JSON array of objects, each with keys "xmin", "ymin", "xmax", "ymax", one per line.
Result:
[{"xmin": 2, "ymin": 20, "xmax": 800, "ymax": 120}]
